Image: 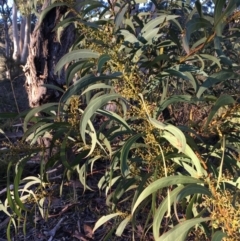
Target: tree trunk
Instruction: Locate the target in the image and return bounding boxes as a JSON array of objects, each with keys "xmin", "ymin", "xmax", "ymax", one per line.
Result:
[
  {"xmin": 20, "ymin": 14, "xmax": 30, "ymax": 64},
  {"xmin": 19, "ymin": 16, "xmax": 26, "ymax": 54},
  {"xmin": 12, "ymin": 3, "xmax": 20, "ymax": 61},
  {"xmin": 23, "ymin": 0, "xmax": 76, "ymax": 108},
  {"xmin": 3, "ymin": 17, "xmax": 10, "ymax": 59}
]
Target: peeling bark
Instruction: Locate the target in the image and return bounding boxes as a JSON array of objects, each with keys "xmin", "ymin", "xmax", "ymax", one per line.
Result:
[{"xmin": 23, "ymin": 0, "xmax": 75, "ymax": 108}]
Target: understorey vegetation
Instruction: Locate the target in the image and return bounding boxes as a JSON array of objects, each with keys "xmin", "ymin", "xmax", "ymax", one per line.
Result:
[{"xmin": 1, "ymin": 0, "xmax": 240, "ymax": 240}]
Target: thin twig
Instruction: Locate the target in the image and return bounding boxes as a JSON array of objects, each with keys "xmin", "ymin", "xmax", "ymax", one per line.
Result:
[
  {"xmin": 44, "ymin": 217, "xmax": 65, "ymax": 241},
  {"xmin": 5, "ymin": 64, "xmax": 22, "ymax": 124}
]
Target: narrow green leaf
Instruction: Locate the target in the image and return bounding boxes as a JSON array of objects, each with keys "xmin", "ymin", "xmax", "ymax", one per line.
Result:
[
  {"xmin": 55, "ymin": 49, "xmax": 99, "ymax": 75},
  {"xmin": 204, "ymin": 95, "xmax": 235, "ymax": 128},
  {"xmin": 23, "ymin": 103, "xmax": 58, "ymax": 132},
  {"xmin": 157, "ymin": 217, "xmax": 211, "ymax": 241},
  {"xmin": 120, "ymin": 134, "xmax": 142, "ymax": 177},
  {"xmin": 41, "ymin": 84, "xmax": 64, "ymax": 93},
  {"xmin": 177, "ymin": 184, "xmax": 212, "ymax": 201},
  {"xmin": 116, "ymin": 216, "xmax": 131, "ymax": 236},
  {"xmin": 195, "ymin": 0, "xmax": 203, "ymax": 18},
  {"xmin": 158, "ymin": 95, "xmax": 194, "ymax": 112},
  {"xmin": 132, "ymin": 176, "xmax": 203, "ymax": 214},
  {"xmin": 153, "ymin": 186, "xmax": 184, "ymax": 239},
  {"xmin": 80, "ymin": 93, "xmax": 122, "ymax": 144},
  {"xmin": 199, "ymin": 54, "xmax": 221, "ymax": 69},
  {"xmin": 185, "ymin": 18, "xmax": 212, "ymax": 42},
  {"xmin": 115, "ymin": 4, "xmax": 128, "ymax": 30},
  {"xmin": 197, "ymin": 70, "xmax": 235, "ymax": 98},
  {"xmin": 93, "ymin": 213, "xmax": 121, "ymax": 233},
  {"xmin": 120, "ymin": 29, "xmax": 140, "ymax": 44},
  {"xmin": 141, "ymin": 15, "xmax": 179, "ymax": 34},
  {"xmin": 212, "ymin": 230, "xmax": 227, "ymax": 241},
  {"xmin": 60, "ymin": 73, "xmax": 122, "ymax": 103},
  {"xmin": 97, "ymin": 109, "xmax": 132, "ymax": 132},
  {"xmin": 83, "ymin": 2, "xmax": 107, "ymax": 16},
  {"xmin": 164, "ymin": 125, "xmax": 187, "ymax": 153},
  {"xmin": 37, "ymin": 2, "xmax": 70, "ymax": 30},
  {"xmin": 97, "ymin": 54, "xmax": 111, "ymax": 73}
]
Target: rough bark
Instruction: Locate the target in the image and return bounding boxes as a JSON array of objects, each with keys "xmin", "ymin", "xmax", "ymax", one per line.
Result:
[{"xmin": 23, "ymin": 0, "xmax": 76, "ymax": 108}]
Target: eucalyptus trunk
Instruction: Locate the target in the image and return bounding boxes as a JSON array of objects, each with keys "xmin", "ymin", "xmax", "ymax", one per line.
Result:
[
  {"xmin": 23, "ymin": 0, "xmax": 76, "ymax": 108},
  {"xmin": 20, "ymin": 14, "xmax": 30, "ymax": 64},
  {"xmin": 19, "ymin": 16, "xmax": 26, "ymax": 54},
  {"xmin": 12, "ymin": 2, "xmax": 20, "ymax": 61}
]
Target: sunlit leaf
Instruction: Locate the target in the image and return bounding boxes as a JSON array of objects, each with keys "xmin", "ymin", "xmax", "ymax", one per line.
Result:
[
  {"xmin": 132, "ymin": 176, "xmax": 203, "ymax": 214},
  {"xmin": 115, "ymin": 4, "xmax": 128, "ymax": 30},
  {"xmin": 55, "ymin": 49, "xmax": 99, "ymax": 75},
  {"xmin": 116, "ymin": 216, "xmax": 131, "ymax": 236},
  {"xmin": 157, "ymin": 217, "xmax": 211, "ymax": 241},
  {"xmin": 153, "ymin": 186, "xmax": 184, "ymax": 239},
  {"xmin": 93, "ymin": 213, "xmax": 121, "ymax": 233},
  {"xmin": 80, "ymin": 93, "xmax": 122, "ymax": 144},
  {"xmin": 204, "ymin": 95, "xmax": 235, "ymax": 128},
  {"xmin": 120, "ymin": 134, "xmax": 143, "ymax": 176},
  {"xmin": 212, "ymin": 230, "xmax": 227, "ymax": 241}
]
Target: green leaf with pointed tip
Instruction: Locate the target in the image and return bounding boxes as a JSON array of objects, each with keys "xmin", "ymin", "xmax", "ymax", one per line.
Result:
[
  {"xmin": 176, "ymin": 184, "xmax": 212, "ymax": 202},
  {"xmin": 195, "ymin": 0, "xmax": 203, "ymax": 18},
  {"xmin": 81, "ymin": 83, "xmax": 113, "ymax": 96},
  {"xmin": 97, "ymin": 109, "xmax": 132, "ymax": 131},
  {"xmin": 37, "ymin": 2, "xmax": 70, "ymax": 30},
  {"xmin": 125, "ymin": 18, "xmax": 135, "ymax": 33},
  {"xmin": 41, "ymin": 84, "xmax": 64, "ymax": 93},
  {"xmin": 191, "ymin": 37, "xmax": 207, "ymax": 49},
  {"xmin": 60, "ymin": 73, "xmax": 122, "ymax": 103},
  {"xmin": 97, "ymin": 54, "xmax": 111, "ymax": 73},
  {"xmin": 55, "ymin": 49, "xmax": 99, "ymax": 75},
  {"xmin": 53, "ymin": 17, "xmax": 75, "ymax": 32},
  {"xmin": 164, "ymin": 125, "xmax": 187, "ymax": 153},
  {"xmin": 157, "ymin": 217, "xmax": 211, "ymax": 241},
  {"xmin": 199, "ymin": 54, "xmax": 221, "ymax": 69},
  {"xmin": 14, "ymin": 156, "xmax": 31, "ymax": 213},
  {"xmin": 184, "ymin": 144, "xmax": 206, "ymax": 177},
  {"xmin": 23, "ymin": 103, "xmax": 58, "ymax": 132},
  {"xmin": 185, "ymin": 18, "xmax": 212, "ymax": 42},
  {"xmin": 153, "ymin": 186, "xmax": 184, "ymax": 239},
  {"xmin": 204, "ymin": 95, "xmax": 235, "ymax": 129},
  {"xmin": 141, "ymin": 15, "xmax": 179, "ymax": 34},
  {"xmin": 212, "ymin": 231, "xmax": 227, "ymax": 241},
  {"xmin": 93, "ymin": 213, "xmax": 121, "ymax": 233},
  {"xmin": 120, "ymin": 134, "xmax": 143, "ymax": 177},
  {"xmin": 116, "ymin": 216, "xmax": 131, "ymax": 236},
  {"xmin": 80, "ymin": 93, "xmax": 122, "ymax": 144},
  {"xmin": 158, "ymin": 95, "xmax": 194, "ymax": 112},
  {"xmin": 142, "ymin": 28, "xmax": 161, "ymax": 43},
  {"xmin": 83, "ymin": 2, "xmax": 107, "ymax": 16},
  {"xmin": 115, "ymin": 4, "xmax": 128, "ymax": 31},
  {"xmin": 197, "ymin": 70, "xmax": 235, "ymax": 98},
  {"xmin": 120, "ymin": 29, "xmax": 140, "ymax": 44},
  {"xmin": 7, "ymin": 163, "xmax": 22, "ymax": 217},
  {"xmin": 132, "ymin": 176, "xmax": 203, "ymax": 214}
]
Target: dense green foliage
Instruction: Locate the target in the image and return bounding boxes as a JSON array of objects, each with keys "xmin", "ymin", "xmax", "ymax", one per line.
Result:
[{"xmin": 1, "ymin": 0, "xmax": 240, "ymax": 240}]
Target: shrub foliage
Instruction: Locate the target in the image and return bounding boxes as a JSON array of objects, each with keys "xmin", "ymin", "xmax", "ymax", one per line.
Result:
[{"xmin": 1, "ymin": 0, "xmax": 240, "ymax": 240}]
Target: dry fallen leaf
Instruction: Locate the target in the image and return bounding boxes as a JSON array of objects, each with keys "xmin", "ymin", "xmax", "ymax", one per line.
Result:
[
  {"xmin": 72, "ymin": 230, "xmax": 88, "ymax": 241},
  {"xmin": 84, "ymin": 223, "xmax": 93, "ymax": 238}
]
